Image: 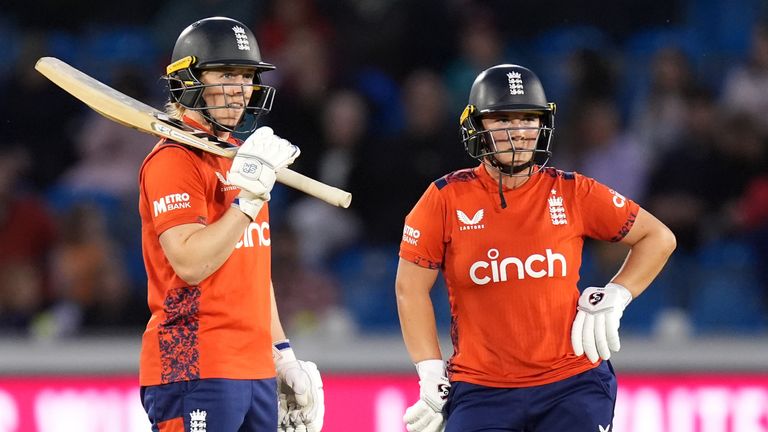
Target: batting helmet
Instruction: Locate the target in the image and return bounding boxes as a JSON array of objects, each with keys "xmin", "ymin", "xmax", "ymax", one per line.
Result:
[
  {"xmin": 460, "ymin": 64, "xmax": 555, "ymax": 176},
  {"xmin": 166, "ymin": 17, "xmax": 276, "ymax": 132}
]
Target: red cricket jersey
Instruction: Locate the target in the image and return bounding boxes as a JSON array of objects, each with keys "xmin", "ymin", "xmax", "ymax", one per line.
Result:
[
  {"xmin": 400, "ymin": 165, "xmax": 639, "ymax": 387},
  {"xmin": 138, "ymin": 123, "xmax": 274, "ymax": 386}
]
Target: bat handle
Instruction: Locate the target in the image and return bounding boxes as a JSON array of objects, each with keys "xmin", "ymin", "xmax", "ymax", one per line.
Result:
[{"xmin": 276, "ymin": 169, "xmax": 352, "ymax": 208}]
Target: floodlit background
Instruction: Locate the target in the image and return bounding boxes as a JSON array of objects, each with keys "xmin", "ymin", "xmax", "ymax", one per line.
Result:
[{"xmin": 1, "ymin": 0, "xmax": 767, "ymax": 430}]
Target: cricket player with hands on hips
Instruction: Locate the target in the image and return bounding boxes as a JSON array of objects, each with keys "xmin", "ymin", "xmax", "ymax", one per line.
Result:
[
  {"xmin": 138, "ymin": 17, "xmax": 323, "ymax": 431},
  {"xmin": 396, "ymin": 64, "xmax": 676, "ymax": 432}
]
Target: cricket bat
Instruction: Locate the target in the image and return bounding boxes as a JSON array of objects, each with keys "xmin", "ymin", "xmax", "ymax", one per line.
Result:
[{"xmin": 34, "ymin": 57, "xmax": 352, "ymax": 208}]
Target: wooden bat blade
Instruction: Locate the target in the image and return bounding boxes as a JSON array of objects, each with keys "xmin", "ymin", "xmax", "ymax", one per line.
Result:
[{"xmin": 34, "ymin": 57, "xmax": 352, "ymax": 208}]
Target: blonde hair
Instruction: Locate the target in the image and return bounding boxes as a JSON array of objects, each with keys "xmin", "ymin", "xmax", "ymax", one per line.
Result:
[{"xmin": 164, "ymin": 101, "xmax": 185, "ymax": 120}]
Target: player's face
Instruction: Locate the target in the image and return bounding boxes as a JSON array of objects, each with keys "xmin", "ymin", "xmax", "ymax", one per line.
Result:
[
  {"xmin": 480, "ymin": 112, "xmax": 541, "ymax": 166},
  {"xmin": 200, "ymin": 68, "xmax": 256, "ymax": 127}
]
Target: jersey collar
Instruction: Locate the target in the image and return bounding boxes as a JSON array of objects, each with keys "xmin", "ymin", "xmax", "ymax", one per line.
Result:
[
  {"xmin": 182, "ymin": 115, "xmax": 240, "ymax": 145},
  {"xmin": 475, "ymin": 163, "xmax": 543, "ymax": 194}
]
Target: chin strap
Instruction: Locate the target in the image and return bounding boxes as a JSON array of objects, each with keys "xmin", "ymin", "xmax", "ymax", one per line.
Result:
[
  {"xmin": 497, "ymin": 172, "xmax": 507, "ymax": 209},
  {"xmin": 490, "ymin": 159, "xmax": 539, "ymax": 209}
]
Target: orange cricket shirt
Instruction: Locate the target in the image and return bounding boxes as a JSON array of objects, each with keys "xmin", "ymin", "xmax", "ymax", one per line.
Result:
[
  {"xmin": 400, "ymin": 165, "xmax": 639, "ymax": 388},
  {"xmin": 138, "ymin": 128, "xmax": 274, "ymax": 386}
]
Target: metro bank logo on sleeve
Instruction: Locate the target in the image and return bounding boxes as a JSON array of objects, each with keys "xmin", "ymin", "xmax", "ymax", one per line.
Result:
[{"xmin": 153, "ymin": 192, "xmax": 192, "ymax": 217}]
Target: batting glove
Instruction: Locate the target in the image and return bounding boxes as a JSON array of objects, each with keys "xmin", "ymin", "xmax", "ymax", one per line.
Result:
[
  {"xmin": 228, "ymin": 126, "xmax": 300, "ymax": 201},
  {"xmin": 274, "ymin": 341, "xmax": 324, "ymax": 432},
  {"xmin": 571, "ymin": 283, "xmax": 633, "ymax": 363},
  {"xmin": 403, "ymin": 359, "xmax": 450, "ymax": 432},
  {"xmin": 232, "ymin": 190, "xmax": 265, "ymax": 221}
]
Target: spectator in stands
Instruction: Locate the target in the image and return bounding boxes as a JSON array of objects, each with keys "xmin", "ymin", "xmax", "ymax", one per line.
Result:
[
  {"xmin": 287, "ymin": 89, "xmax": 366, "ymax": 266},
  {"xmin": 443, "ymin": 10, "xmax": 505, "ymax": 112},
  {"xmin": 353, "ymin": 69, "xmax": 469, "ymax": 244},
  {"xmin": 629, "ymin": 46, "xmax": 696, "ymax": 164},
  {"xmin": 0, "ymin": 146, "xmax": 57, "ymax": 332},
  {"xmin": 271, "ymin": 227, "xmax": 342, "ymax": 335},
  {"xmin": 46, "ymin": 203, "xmax": 135, "ymax": 334},
  {"xmin": 734, "ymin": 175, "xmax": 768, "ymax": 312},
  {"xmin": 0, "ymin": 32, "xmax": 82, "ymax": 189},
  {"xmin": 644, "ymin": 87, "xmax": 719, "ymax": 252},
  {"xmin": 568, "ymin": 98, "xmax": 648, "ymax": 202},
  {"xmin": 58, "ymin": 67, "xmax": 157, "ymax": 198},
  {"xmin": 256, "ymin": 0, "xmax": 333, "ymax": 69},
  {"xmin": 721, "ymin": 21, "xmax": 768, "ymax": 134}
]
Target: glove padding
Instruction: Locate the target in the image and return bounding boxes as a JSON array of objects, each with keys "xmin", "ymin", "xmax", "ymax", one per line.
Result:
[
  {"xmin": 403, "ymin": 360, "xmax": 450, "ymax": 432},
  {"xmin": 275, "ymin": 347, "xmax": 324, "ymax": 432},
  {"xmin": 571, "ymin": 283, "xmax": 633, "ymax": 363},
  {"xmin": 228, "ymin": 126, "xmax": 300, "ymax": 200}
]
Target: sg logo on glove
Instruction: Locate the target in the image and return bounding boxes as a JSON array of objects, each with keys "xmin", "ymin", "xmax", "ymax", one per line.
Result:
[
  {"xmin": 588, "ymin": 292, "xmax": 605, "ymax": 305},
  {"xmin": 437, "ymin": 383, "xmax": 450, "ymax": 400},
  {"xmin": 242, "ymin": 161, "xmax": 261, "ymax": 175}
]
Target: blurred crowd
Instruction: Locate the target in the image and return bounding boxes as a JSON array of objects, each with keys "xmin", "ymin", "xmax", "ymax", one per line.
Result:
[{"xmin": 1, "ymin": 0, "xmax": 767, "ymax": 340}]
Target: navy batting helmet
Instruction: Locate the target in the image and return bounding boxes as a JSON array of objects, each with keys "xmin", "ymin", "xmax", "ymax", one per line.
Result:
[
  {"xmin": 166, "ymin": 17, "xmax": 276, "ymax": 133},
  {"xmin": 460, "ymin": 64, "xmax": 555, "ymax": 176}
]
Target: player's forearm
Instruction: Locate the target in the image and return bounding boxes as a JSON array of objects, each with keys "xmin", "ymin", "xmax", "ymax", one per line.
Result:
[
  {"xmin": 163, "ymin": 208, "xmax": 252, "ymax": 284},
  {"xmin": 611, "ymin": 225, "xmax": 676, "ymax": 298},
  {"xmin": 396, "ymin": 285, "xmax": 443, "ymax": 362},
  {"xmin": 269, "ymin": 281, "xmax": 288, "ymax": 343}
]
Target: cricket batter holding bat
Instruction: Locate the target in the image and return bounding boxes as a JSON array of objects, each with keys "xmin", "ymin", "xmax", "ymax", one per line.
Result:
[
  {"xmin": 138, "ymin": 17, "xmax": 323, "ymax": 431},
  {"xmin": 396, "ymin": 64, "xmax": 676, "ymax": 431}
]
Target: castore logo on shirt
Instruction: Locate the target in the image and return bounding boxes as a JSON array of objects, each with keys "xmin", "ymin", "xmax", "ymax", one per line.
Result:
[
  {"xmin": 457, "ymin": 209, "xmax": 485, "ymax": 230},
  {"xmin": 215, "ymin": 171, "xmax": 240, "ymax": 192}
]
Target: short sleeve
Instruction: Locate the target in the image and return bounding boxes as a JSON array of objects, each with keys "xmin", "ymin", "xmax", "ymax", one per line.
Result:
[
  {"xmin": 576, "ymin": 174, "xmax": 640, "ymax": 242},
  {"xmin": 399, "ymin": 183, "xmax": 446, "ymax": 269},
  {"xmin": 141, "ymin": 146, "xmax": 209, "ymax": 235}
]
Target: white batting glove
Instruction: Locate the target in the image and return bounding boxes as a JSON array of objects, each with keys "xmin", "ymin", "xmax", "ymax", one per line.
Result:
[
  {"xmin": 232, "ymin": 190, "xmax": 265, "ymax": 221},
  {"xmin": 228, "ymin": 126, "xmax": 300, "ymax": 200},
  {"xmin": 571, "ymin": 283, "xmax": 633, "ymax": 363},
  {"xmin": 403, "ymin": 360, "xmax": 450, "ymax": 432},
  {"xmin": 274, "ymin": 341, "xmax": 324, "ymax": 432}
]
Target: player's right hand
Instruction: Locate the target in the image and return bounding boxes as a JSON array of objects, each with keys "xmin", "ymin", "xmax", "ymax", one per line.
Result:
[
  {"xmin": 403, "ymin": 360, "xmax": 450, "ymax": 432},
  {"xmin": 228, "ymin": 126, "xmax": 300, "ymax": 200}
]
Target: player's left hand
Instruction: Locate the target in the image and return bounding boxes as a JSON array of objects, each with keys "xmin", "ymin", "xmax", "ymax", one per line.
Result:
[
  {"xmin": 403, "ymin": 360, "xmax": 449, "ymax": 432},
  {"xmin": 275, "ymin": 344, "xmax": 324, "ymax": 432},
  {"xmin": 571, "ymin": 283, "xmax": 633, "ymax": 363}
]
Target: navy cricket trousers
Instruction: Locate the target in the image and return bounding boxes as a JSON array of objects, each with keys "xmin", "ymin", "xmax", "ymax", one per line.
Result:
[
  {"xmin": 141, "ymin": 378, "xmax": 278, "ymax": 432},
  {"xmin": 444, "ymin": 361, "xmax": 618, "ymax": 432}
]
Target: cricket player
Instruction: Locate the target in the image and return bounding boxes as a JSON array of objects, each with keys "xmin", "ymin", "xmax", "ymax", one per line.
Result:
[
  {"xmin": 397, "ymin": 64, "xmax": 676, "ymax": 431},
  {"xmin": 138, "ymin": 17, "xmax": 323, "ymax": 431}
]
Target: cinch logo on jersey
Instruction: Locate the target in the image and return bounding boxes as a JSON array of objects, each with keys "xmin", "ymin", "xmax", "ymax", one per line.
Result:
[
  {"xmin": 469, "ymin": 248, "xmax": 567, "ymax": 285},
  {"xmin": 403, "ymin": 224, "xmax": 421, "ymax": 245},
  {"xmin": 232, "ymin": 26, "xmax": 250, "ymax": 51},
  {"xmin": 153, "ymin": 193, "xmax": 192, "ymax": 216},
  {"xmin": 236, "ymin": 221, "xmax": 270, "ymax": 248},
  {"xmin": 457, "ymin": 209, "xmax": 485, "ymax": 230},
  {"xmin": 507, "ymin": 71, "xmax": 524, "ymax": 95},
  {"xmin": 609, "ymin": 189, "xmax": 626, "ymax": 208},
  {"xmin": 190, "ymin": 409, "xmax": 207, "ymax": 432}
]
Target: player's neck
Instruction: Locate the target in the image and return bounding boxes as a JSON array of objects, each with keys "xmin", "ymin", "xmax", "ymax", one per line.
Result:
[
  {"xmin": 184, "ymin": 111, "xmax": 232, "ymax": 141},
  {"xmin": 484, "ymin": 165, "xmax": 531, "ymax": 189}
]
